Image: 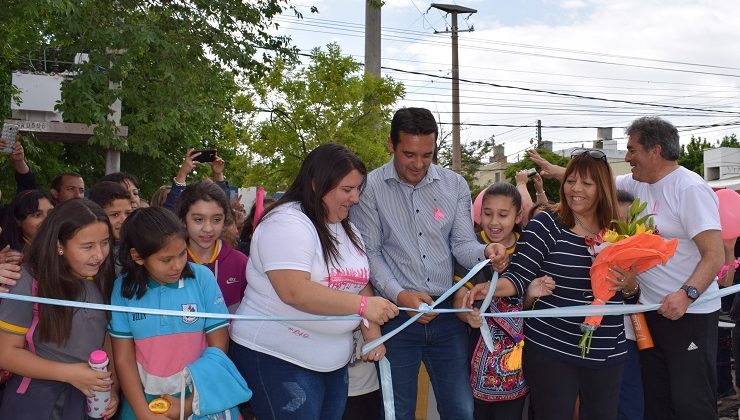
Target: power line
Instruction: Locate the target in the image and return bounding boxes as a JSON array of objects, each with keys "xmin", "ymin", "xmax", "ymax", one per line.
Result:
[
  {"xmin": 383, "ymin": 66, "xmax": 740, "ymax": 116},
  {"xmin": 437, "ymin": 121, "xmax": 740, "ymax": 129},
  {"xmin": 276, "ymin": 16, "xmax": 740, "ymax": 78},
  {"xmin": 278, "ymin": 15, "xmax": 740, "ymax": 72}
]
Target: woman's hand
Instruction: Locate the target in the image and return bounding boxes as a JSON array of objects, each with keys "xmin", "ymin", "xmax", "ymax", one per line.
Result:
[
  {"xmin": 362, "ymin": 296, "xmax": 399, "ymax": 325},
  {"xmin": 607, "ymin": 265, "xmax": 638, "ymax": 292},
  {"xmin": 484, "ymin": 243, "xmax": 509, "ymax": 272},
  {"xmin": 210, "ymin": 155, "xmax": 225, "ymax": 182},
  {"xmin": 66, "ymin": 362, "xmax": 112, "ymax": 397},
  {"xmin": 175, "ymin": 149, "xmax": 200, "ymax": 184},
  {"xmin": 0, "ymin": 245, "xmax": 23, "ymax": 265},
  {"xmin": 515, "ymin": 169, "xmax": 529, "ymax": 186},
  {"xmin": 527, "ymin": 149, "xmax": 564, "ymax": 181},
  {"xmin": 362, "ymin": 343, "xmax": 387, "ymax": 362},
  {"xmin": 102, "ymin": 390, "xmax": 120, "ymax": 419},
  {"xmin": 527, "ymin": 275, "xmax": 556, "ymax": 298},
  {"xmin": 464, "ymin": 307, "xmax": 483, "ymax": 328},
  {"xmin": 467, "ymin": 281, "xmax": 491, "ymax": 306},
  {"xmin": 0, "ymin": 262, "xmax": 21, "ymax": 293}
]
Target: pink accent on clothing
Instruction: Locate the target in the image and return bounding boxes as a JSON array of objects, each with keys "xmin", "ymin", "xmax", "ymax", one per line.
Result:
[
  {"xmin": 134, "ymin": 331, "xmax": 206, "ymax": 377},
  {"xmin": 433, "ymin": 207, "xmax": 446, "ymax": 221},
  {"xmin": 324, "ymin": 267, "xmax": 369, "ymax": 292}
]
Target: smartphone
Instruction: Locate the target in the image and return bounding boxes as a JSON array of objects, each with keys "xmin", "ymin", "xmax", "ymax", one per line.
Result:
[
  {"xmin": 192, "ymin": 149, "xmax": 216, "ymax": 163},
  {"xmin": 526, "ymin": 168, "xmax": 537, "ymax": 177},
  {"xmin": 1, "ymin": 123, "xmax": 19, "ymax": 154}
]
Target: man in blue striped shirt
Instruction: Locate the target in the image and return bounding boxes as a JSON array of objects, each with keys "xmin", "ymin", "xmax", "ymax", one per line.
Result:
[{"xmin": 351, "ymin": 108, "xmax": 507, "ymax": 420}]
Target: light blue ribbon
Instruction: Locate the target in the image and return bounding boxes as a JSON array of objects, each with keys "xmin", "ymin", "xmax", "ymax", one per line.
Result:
[
  {"xmin": 479, "ymin": 270, "xmax": 500, "ymax": 353},
  {"xmin": 2, "ymin": 266, "xmax": 738, "ymax": 420},
  {"xmin": 361, "ymin": 258, "xmax": 491, "ymax": 420},
  {"xmin": 361, "ymin": 258, "xmax": 491, "ymax": 355}
]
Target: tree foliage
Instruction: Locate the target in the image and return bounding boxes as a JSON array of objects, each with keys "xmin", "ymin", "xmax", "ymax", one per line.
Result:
[
  {"xmin": 678, "ymin": 135, "xmax": 713, "ymax": 176},
  {"xmin": 719, "ymin": 133, "xmax": 740, "ymax": 148},
  {"xmin": 241, "ymin": 43, "xmax": 405, "ymax": 191},
  {"xmin": 504, "ymin": 149, "xmax": 569, "ymax": 202},
  {"xmin": 0, "ymin": 0, "xmax": 296, "ymax": 198},
  {"xmin": 435, "ymin": 131, "xmax": 494, "ymax": 197}
]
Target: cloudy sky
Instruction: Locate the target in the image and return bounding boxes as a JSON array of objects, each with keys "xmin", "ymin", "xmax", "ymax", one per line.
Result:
[{"xmin": 274, "ymin": 0, "xmax": 740, "ymax": 161}]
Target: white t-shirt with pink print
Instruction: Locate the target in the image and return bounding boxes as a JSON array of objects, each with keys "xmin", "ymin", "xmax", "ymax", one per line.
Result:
[{"xmin": 230, "ymin": 201, "xmax": 370, "ymax": 371}]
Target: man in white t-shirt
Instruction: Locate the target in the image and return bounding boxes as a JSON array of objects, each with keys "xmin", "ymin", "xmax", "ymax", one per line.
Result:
[{"xmin": 616, "ymin": 117, "xmax": 723, "ymax": 419}]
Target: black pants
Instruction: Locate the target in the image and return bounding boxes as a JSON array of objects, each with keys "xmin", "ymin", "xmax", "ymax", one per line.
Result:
[
  {"xmin": 523, "ymin": 344, "xmax": 624, "ymax": 420},
  {"xmin": 342, "ymin": 389, "xmax": 382, "ymax": 420},
  {"xmin": 473, "ymin": 396, "xmax": 526, "ymax": 420},
  {"xmin": 640, "ymin": 311, "xmax": 718, "ymax": 420}
]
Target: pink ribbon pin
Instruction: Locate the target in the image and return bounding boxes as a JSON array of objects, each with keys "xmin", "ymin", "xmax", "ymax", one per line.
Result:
[{"xmin": 433, "ymin": 207, "xmax": 446, "ymax": 221}]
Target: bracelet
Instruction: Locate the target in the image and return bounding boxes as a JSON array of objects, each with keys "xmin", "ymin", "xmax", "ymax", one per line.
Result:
[
  {"xmin": 622, "ymin": 283, "xmax": 639, "ymax": 297},
  {"xmin": 358, "ymin": 296, "xmax": 367, "ymax": 317},
  {"xmin": 173, "ymin": 177, "xmax": 186, "ymax": 187},
  {"xmin": 536, "ymin": 191, "xmax": 546, "ymax": 196},
  {"xmin": 717, "ymin": 258, "xmax": 740, "ymax": 282}
]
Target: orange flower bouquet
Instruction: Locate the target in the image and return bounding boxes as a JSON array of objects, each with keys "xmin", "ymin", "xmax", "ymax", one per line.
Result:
[{"xmin": 578, "ymin": 198, "xmax": 678, "ymax": 356}]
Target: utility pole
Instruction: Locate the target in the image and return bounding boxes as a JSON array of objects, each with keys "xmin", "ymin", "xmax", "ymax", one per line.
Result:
[
  {"xmin": 106, "ymin": 49, "xmax": 125, "ymax": 174},
  {"xmin": 537, "ymin": 119, "xmax": 542, "ymax": 149},
  {"xmin": 431, "ymin": 3, "xmax": 477, "ymax": 173},
  {"xmin": 364, "ymin": 0, "xmax": 381, "ymax": 76}
]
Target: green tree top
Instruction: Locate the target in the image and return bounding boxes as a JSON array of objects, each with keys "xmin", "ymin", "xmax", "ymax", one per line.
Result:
[{"xmin": 241, "ymin": 43, "xmax": 405, "ymax": 191}]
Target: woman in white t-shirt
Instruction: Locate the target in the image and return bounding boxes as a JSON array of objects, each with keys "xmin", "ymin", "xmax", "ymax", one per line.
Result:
[{"xmin": 229, "ymin": 143, "xmax": 399, "ymax": 420}]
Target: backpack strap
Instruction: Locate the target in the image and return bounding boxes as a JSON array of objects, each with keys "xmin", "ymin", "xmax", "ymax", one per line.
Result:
[{"xmin": 16, "ymin": 278, "xmax": 39, "ymax": 394}]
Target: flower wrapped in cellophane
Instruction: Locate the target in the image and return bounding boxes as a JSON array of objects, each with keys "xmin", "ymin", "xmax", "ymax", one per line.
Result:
[{"xmin": 579, "ymin": 198, "xmax": 678, "ymax": 356}]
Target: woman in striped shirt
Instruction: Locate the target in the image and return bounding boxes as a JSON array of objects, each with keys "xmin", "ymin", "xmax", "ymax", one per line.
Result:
[{"xmin": 469, "ymin": 149, "xmax": 639, "ymax": 420}]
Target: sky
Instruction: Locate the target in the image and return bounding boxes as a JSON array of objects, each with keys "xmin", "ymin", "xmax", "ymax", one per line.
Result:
[{"xmin": 274, "ymin": 0, "xmax": 740, "ymax": 161}]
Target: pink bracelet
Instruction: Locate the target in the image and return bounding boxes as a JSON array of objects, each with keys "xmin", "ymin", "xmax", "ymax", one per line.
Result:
[
  {"xmin": 358, "ymin": 296, "xmax": 367, "ymax": 317},
  {"xmin": 717, "ymin": 258, "xmax": 740, "ymax": 282}
]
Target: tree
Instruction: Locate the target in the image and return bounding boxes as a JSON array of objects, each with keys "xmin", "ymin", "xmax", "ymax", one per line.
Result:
[
  {"xmin": 0, "ymin": 0, "xmax": 297, "ymax": 198},
  {"xmin": 504, "ymin": 149, "xmax": 569, "ymax": 202},
  {"xmin": 436, "ymin": 132, "xmax": 493, "ymax": 197},
  {"xmin": 678, "ymin": 135, "xmax": 713, "ymax": 176},
  {"xmin": 719, "ymin": 134, "xmax": 740, "ymax": 148},
  {"xmin": 241, "ymin": 43, "xmax": 405, "ymax": 191}
]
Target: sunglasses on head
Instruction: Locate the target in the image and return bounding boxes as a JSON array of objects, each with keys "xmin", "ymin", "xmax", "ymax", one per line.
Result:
[{"xmin": 571, "ymin": 148, "xmax": 607, "ymax": 163}]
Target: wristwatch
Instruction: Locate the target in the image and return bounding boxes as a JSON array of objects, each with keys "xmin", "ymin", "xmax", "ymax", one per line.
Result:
[{"xmin": 680, "ymin": 285, "xmax": 700, "ymax": 301}]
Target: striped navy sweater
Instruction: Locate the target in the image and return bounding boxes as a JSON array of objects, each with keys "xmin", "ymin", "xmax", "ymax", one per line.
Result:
[{"xmin": 506, "ymin": 211, "xmax": 627, "ymax": 367}]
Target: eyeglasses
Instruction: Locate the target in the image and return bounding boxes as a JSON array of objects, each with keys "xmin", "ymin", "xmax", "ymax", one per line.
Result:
[{"xmin": 571, "ymin": 148, "xmax": 607, "ymax": 163}]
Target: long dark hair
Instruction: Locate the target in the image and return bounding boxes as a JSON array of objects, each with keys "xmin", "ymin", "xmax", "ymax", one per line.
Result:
[
  {"xmin": 25, "ymin": 199, "xmax": 115, "ymax": 345},
  {"xmin": 0, "ymin": 189, "xmax": 53, "ymax": 251},
  {"xmin": 260, "ymin": 143, "xmax": 367, "ymax": 265},
  {"xmin": 118, "ymin": 207, "xmax": 192, "ymax": 299}
]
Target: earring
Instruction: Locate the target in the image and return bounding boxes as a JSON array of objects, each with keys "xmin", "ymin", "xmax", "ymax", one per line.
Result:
[{"xmin": 58, "ymin": 250, "xmax": 64, "ymax": 255}]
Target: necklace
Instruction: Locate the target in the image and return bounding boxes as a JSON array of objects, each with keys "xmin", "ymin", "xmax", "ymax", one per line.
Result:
[{"xmin": 574, "ymin": 215, "xmax": 599, "ymax": 237}]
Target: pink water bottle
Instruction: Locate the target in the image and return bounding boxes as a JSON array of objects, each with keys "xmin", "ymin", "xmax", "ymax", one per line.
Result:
[{"xmin": 86, "ymin": 350, "xmax": 111, "ymax": 418}]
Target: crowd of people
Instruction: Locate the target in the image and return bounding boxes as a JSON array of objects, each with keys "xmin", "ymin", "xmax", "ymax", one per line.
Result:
[{"xmin": 0, "ymin": 108, "xmax": 735, "ymax": 420}]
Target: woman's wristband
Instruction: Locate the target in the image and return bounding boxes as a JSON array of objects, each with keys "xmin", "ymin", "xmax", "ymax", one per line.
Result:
[{"xmin": 358, "ymin": 295, "xmax": 367, "ymax": 317}]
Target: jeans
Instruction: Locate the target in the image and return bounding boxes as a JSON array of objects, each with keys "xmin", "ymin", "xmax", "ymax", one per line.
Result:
[
  {"xmin": 617, "ymin": 339, "xmax": 644, "ymax": 420},
  {"xmin": 380, "ymin": 301, "xmax": 473, "ymax": 420},
  {"xmin": 229, "ymin": 341, "xmax": 348, "ymax": 420}
]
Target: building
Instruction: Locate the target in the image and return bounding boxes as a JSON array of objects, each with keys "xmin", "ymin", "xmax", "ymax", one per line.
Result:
[
  {"xmin": 704, "ymin": 147, "xmax": 740, "ymax": 191},
  {"xmin": 474, "ymin": 128, "xmax": 631, "ymax": 188}
]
